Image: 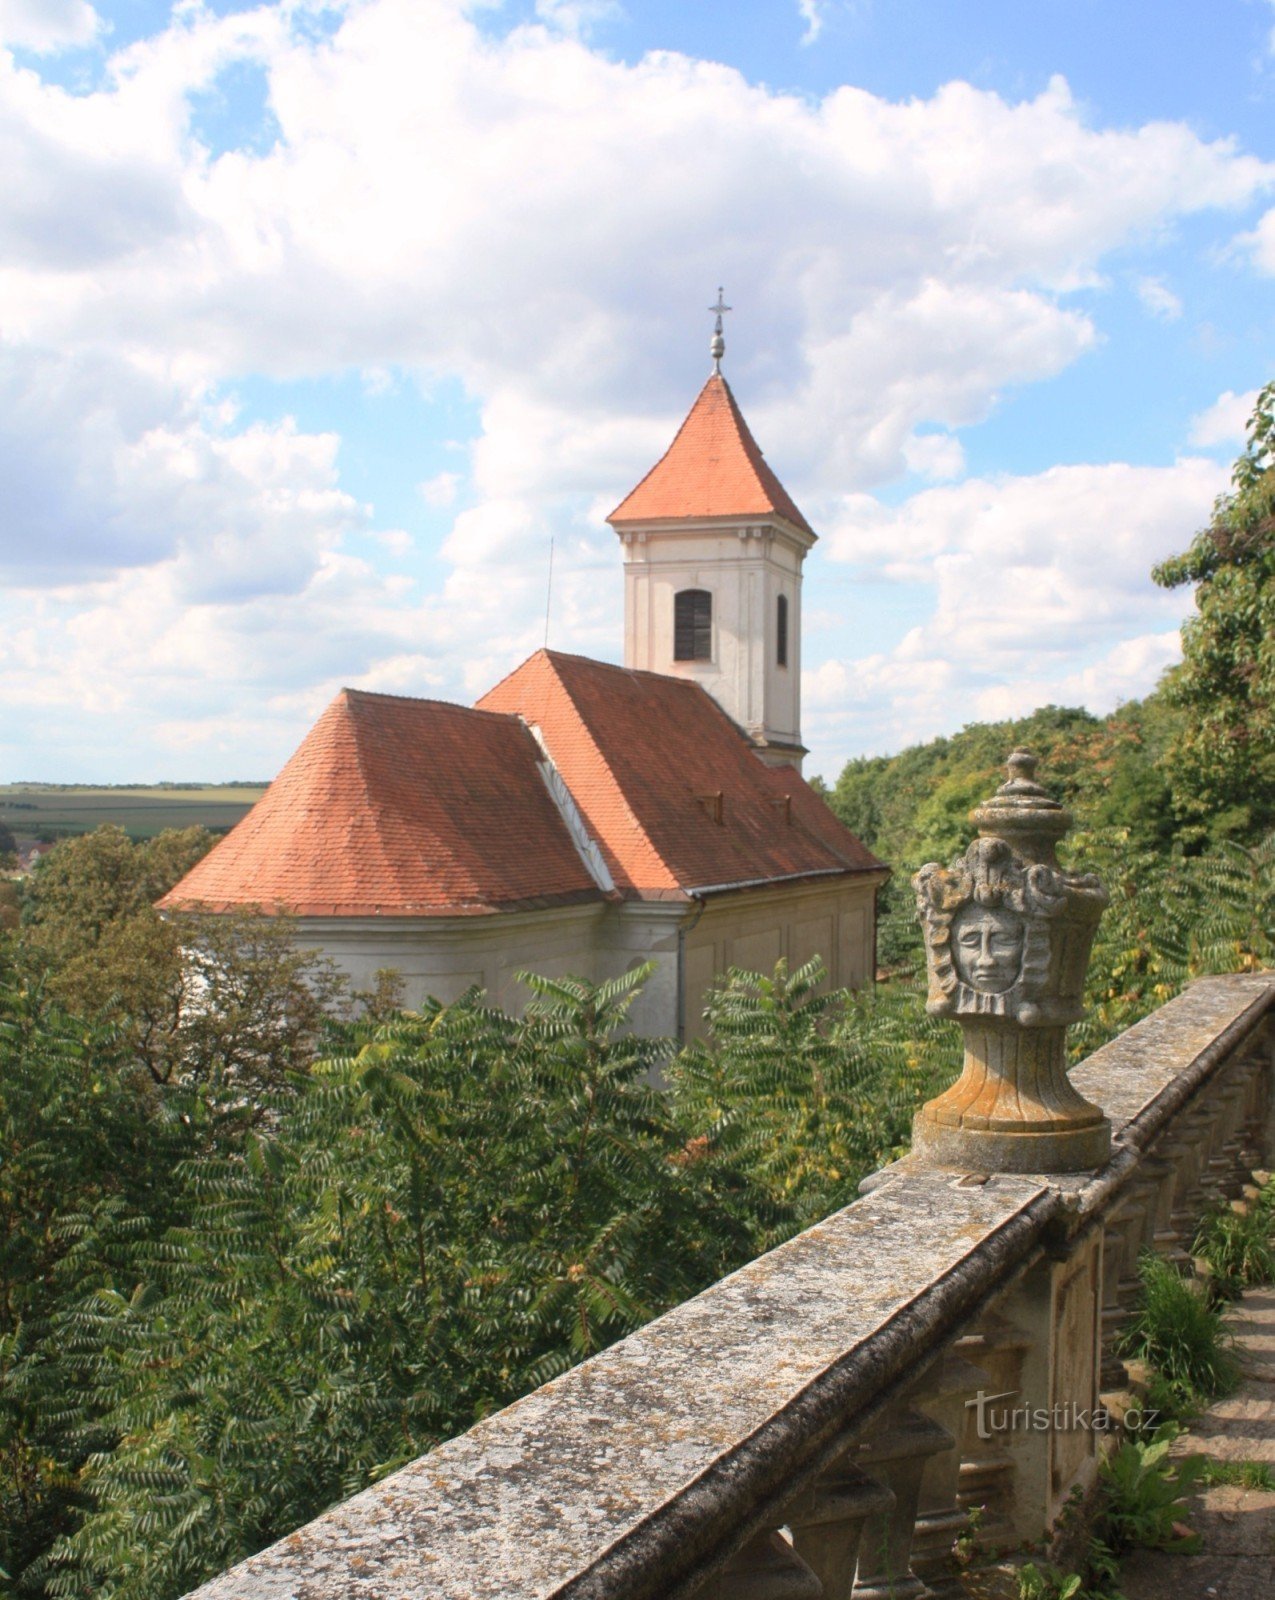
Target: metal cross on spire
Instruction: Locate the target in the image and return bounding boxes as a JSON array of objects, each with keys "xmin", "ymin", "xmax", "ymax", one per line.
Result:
[{"xmin": 709, "ymin": 287, "xmax": 731, "ymax": 373}]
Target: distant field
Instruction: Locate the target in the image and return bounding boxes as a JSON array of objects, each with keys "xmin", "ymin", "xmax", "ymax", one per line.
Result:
[{"xmin": 0, "ymin": 784, "xmax": 269, "ymax": 843}]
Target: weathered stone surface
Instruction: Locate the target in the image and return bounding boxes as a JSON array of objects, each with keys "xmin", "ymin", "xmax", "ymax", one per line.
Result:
[
  {"xmin": 1071, "ymin": 975, "xmax": 1273, "ymax": 1143},
  {"xmin": 184, "ymin": 1174, "xmax": 1054, "ymax": 1600}
]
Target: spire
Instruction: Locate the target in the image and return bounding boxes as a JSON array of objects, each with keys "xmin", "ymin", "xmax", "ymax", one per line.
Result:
[
  {"xmin": 709, "ymin": 287, "xmax": 731, "ymax": 373},
  {"xmin": 607, "ymin": 369, "xmax": 814, "ymax": 536}
]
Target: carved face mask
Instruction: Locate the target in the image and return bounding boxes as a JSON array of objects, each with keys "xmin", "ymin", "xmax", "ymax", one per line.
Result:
[{"xmin": 951, "ymin": 903, "xmax": 1025, "ymax": 995}]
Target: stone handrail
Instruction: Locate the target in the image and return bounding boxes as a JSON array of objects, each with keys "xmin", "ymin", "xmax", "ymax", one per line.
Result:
[{"xmin": 185, "ymin": 973, "xmax": 1274, "ymax": 1600}]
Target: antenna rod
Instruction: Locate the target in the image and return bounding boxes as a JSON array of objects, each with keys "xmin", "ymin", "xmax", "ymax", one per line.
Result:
[{"xmin": 544, "ymin": 535, "xmax": 555, "ymax": 648}]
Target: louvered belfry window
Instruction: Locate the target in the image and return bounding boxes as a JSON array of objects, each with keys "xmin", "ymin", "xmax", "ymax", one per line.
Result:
[
  {"xmin": 777, "ymin": 593, "xmax": 789, "ymax": 667},
  {"xmin": 674, "ymin": 588, "xmax": 712, "ymax": 661}
]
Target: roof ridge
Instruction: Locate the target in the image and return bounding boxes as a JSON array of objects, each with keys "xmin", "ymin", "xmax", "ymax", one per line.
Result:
[
  {"xmin": 479, "ymin": 646, "xmax": 552, "ymax": 707},
  {"xmin": 542, "ymin": 649, "xmax": 709, "ymax": 693},
  {"xmin": 342, "ymin": 686, "xmax": 519, "ymax": 723}
]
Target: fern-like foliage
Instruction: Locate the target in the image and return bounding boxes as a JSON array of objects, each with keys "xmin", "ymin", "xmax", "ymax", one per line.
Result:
[{"xmin": 669, "ymin": 959, "xmax": 959, "ymax": 1240}]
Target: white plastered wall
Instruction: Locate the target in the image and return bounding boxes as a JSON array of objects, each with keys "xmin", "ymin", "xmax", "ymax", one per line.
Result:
[
  {"xmin": 288, "ymin": 899, "xmax": 686, "ymax": 1036},
  {"xmin": 680, "ymin": 874, "xmax": 885, "ymax": 1042},
  {"xmin": 284, "ymin": 872, "xmax": 881, "ymax": 1043},
  {"xmin": 619, "ymin": 518, "xmax": 811, "ymax": 767}
]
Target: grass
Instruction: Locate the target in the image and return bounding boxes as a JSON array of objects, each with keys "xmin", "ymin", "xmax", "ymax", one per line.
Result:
[
  {"xmin": 1198, "ymin": 1458, "xmax": 1275, "ymax": 1490},
  {"xmin": 1116, "ymin": 1253, "xmax": 1241, "ymax": 1415},
  {"xmin": 1193, "ymin": 1187, "xmax": 1275, "ymax": 1299},
  {"xmin": 0, "ymin": 783, "xmax": 267, "ymax": 842}
]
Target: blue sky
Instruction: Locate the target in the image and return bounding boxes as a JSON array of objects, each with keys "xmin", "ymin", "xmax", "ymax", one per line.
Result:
[{"xmin": 2, "ymin": 0, "xmax": 1274, "ymax": 784}]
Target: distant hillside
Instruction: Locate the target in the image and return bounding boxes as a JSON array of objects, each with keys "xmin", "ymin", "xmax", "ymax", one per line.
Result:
[
  {"xmin": 818, "ymin": 695, "xmax": 1195, "ymax": 969},
  {"xmin": 0, "ymin": 783, "xmax": 268, "ymax": 844}
]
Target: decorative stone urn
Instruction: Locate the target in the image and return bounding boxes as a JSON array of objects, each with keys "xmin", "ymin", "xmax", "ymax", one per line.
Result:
[{"xmin": 911, "ymin": 750, "xmax": 1112, "ymax": 1174}]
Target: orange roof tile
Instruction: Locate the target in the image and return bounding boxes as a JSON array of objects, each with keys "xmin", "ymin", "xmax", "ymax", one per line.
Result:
[
  {"xmin": 608, "ymin": 373, "xmax": 814, "ymax": 536},
  {"xmin": 478, "ymin": 651, "xmax": 883, "ymax": 898},
  {"xmin": 159, "ymin": 690, "xmax": 604, "ymax": 917}
]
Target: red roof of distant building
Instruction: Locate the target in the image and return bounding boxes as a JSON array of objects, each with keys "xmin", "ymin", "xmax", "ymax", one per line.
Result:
[
  {"xmin": 159, "ymin": 690, "xmax": 604, "ymax": 917},
  {"xmin": 607, "ymin": 373, "xmax": 815, "ymax": 537},
  {"xmin": 478, "ymin": 651, "xmax": 882, "ymax": 898}
]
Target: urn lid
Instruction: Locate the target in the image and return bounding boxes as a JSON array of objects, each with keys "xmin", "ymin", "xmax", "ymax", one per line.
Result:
[{"xmin": 972, "ymin": 749, "xmax": 1072, "ymax": 849}]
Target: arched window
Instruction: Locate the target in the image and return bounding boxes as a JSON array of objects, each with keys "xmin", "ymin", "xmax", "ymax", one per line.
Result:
[
  {"xmin": 674, "ymin": 588, "xmax": 712, "ymax": 661},
  {"xmin": 777, "ymin": 593, "xmax": 789, "ymax": 667}
]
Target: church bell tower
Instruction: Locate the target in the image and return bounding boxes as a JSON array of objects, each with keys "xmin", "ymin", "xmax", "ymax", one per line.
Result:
[{"xmin": 607, "ymin": 295, "xmax": 816, "ymax": 771}]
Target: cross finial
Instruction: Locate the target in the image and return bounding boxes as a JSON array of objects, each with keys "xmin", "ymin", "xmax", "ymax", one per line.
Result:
[{"xmin": 709, "ymin": 287, "xmax": 731, "ymax": 373}]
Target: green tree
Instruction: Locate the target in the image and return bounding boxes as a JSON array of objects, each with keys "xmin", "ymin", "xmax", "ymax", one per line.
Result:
[
  {"xmin": 0, "ymin": 965, "xmax": 197, "ymax": 1588},
  {"xmin": 19, "ymin": 826, "xmax": 214, "ymax": 1026},
  {"xmin": 26, "ymin": 972, "xmax": 755, "ymax": 1599},
  {"xmin": 1153, "ymin": 381, "xmax": 1275, "ymax": 839},
  {"xmin": 17, "ymin": 828, "xmax": 344, "ymax": 1102}
]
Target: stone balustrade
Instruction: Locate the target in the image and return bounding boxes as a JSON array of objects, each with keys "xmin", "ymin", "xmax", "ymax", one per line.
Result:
[{"xmin": 184, "ymin": 970, "xmax": 1274, "ymax": 1600}]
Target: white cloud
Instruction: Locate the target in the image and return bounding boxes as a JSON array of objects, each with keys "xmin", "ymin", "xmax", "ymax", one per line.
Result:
[
  {"xmin": 419, "ymin": 470, "xmax": 461, "ymax": 507},
  {"xmin": 902, "ymin": 430, "xmax": 965, "ymax": 481},
  {"xmin": 801, "ymin": 456, "xmax": 1227, "ymax": 774},
  {"xmin": 0, "ymin": 344, "xmax": 362, "ymax": 591},
  {"xmin": 0, "ymin": 0, "xmax": 97, "ymax": 53},
  {"xmin": 1, "ymin": 0, "xmax": 1271, "ymax": 777},
  {"xmin": 534, "ymin": 0, "xmax": 622, "ymax": 39},
  {"xmin": 797, "ymin": 0, "xmax": 827, "ymax": 46},
  {"xmin": 1134, "ymin": 275, "xmax": 1182, "ymax": 321},
  {"xmin": 1237, "ymin": 204, "xmax": 1275, "ymax": 274},
  {"xmin": 1189, "ymin": 388, "xmax": 1259, "ymax": 449}
]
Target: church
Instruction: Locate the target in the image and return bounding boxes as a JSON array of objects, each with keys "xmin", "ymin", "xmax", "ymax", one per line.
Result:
[{"xmin": 161, "ymin": 334, "xmax": 887, "ymax": 1039}]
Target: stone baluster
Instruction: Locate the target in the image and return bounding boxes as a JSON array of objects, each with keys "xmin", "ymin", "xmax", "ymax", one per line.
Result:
[
  {"xmin": 1237, "ymin": 1049, "xmax": 1269, "ymax": 1172},
  {"xmin": 1100, "ymin": 1197, "xmax": 1150, "ymax": 1390},
  {"xmin": 1113, "ymin": 1157, "xmax": 1174, "ymax": 1316},
  {"xmin": 850, "ymin": 1403, "xmax": 953, "ymax": 1600},
  {"xmin": 1166, "ymin": 1105, "xmax": 1215, "ymax": 1244},
  {"xmin": 697, "ymin": 1529, "xmax": 823, "ymax": 1600},
  {"xmin": 1149, "ymin": 1129, "xmax": 1196, "ymax": 1264},
  {"xmin": 1200, "ymin": 1076, "xmax": 1249, "ymax": 1204},
  {"xmin": 786, "ymin": 1461, "xmax": 894, "ymax": 1600},
  {"xmin": 952, "ymin": 1312, "xmax": 1031, "ymax": 1550},
  {"xmin": 909, "ymin": 1350, "xmax": 991, "ymax": 1596},
  {"xmin": 1221, "ymin": 1070, "xmax": 1255, "ymax": 1194}
]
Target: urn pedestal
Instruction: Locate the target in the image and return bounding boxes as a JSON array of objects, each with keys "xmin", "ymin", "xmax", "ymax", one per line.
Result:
[{"xmin": 910, "ymin": 751, "xmax": 1111, "ymax": 1176}]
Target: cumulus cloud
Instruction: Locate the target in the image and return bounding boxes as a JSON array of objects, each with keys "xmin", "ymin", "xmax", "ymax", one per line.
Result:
[
  {"xmin": 0, "ymin": 0, "xmax": 98, "ymax": 53},
  {"xmin": 797, "ymin": 0, "xmax": 827, "ymax": 46},
  {"xmin": 1, "ymin": 0, "xmax": 1272, "ymax": 777},
  {"xmin": 1134, "ymin": 275, "xmax": 1183, "ymax": 320},
  {"xmin": 800, "ymin": 456, "xmax": 1227, "ymax": 774},
  {"xmin": 0, "ymin": 344, "xmax": 363, "ymax": 590},
  {"xmin": 534, "ymin": 0, "xmax": 622, "ymax": 39},
  {"xmin": 1238, "ymin": 201, "xmax": 1275, "ymax": 274},
  {"xmin": 1189, "ymin": 388, "xmax": 1259, "ymax": 449}
]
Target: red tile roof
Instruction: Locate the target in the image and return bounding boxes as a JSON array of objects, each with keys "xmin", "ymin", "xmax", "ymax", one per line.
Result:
[
  {"xmin": 478, "ymin": 651, "xmax": 883, "ymax": 898},
  {"xmin": 159, "ymin": 690, "xmax": 605, "ymax": 917},
  {"xmin": 608, "ymin": 373, "xmax": 815, "ymax": 537}
]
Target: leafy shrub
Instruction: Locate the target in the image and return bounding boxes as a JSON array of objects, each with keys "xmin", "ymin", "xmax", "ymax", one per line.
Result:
[
  {"xmin": 1017, "ymin": 1539, "xmax": 1123, "ymax": 1600},
  {"xmin": 668, "ymin": 959, "xmax": 958, "ymax": 1238},
  {"xmin": 1099, "ymin": 1434, "xmax": 1204, "ymax": 1555}
]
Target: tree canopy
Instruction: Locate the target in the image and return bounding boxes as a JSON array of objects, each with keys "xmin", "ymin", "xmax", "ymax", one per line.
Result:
[{"xmin": 1152, "ymin": 381, "xmax": 1275, "ymax": 838}]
